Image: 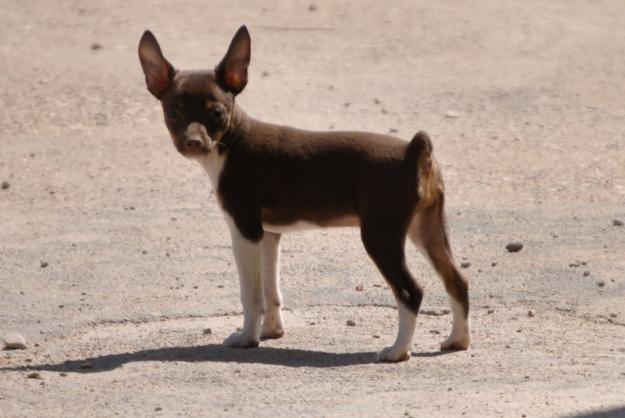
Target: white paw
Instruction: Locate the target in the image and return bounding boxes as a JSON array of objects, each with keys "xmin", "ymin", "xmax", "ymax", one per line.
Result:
[
  {"xmin": 223, "ymin": 331, "xmax": 259, "ymax": 348},
  {"xmin": 260, "ymin": 323, "xmax": 284, "ymax": 340},
  {"xmin": 377, "ymin": 345, "xmax": 412, "ymax": 362},
  {"xmin": 440, "ymin": 333, "xmax": 471, "ymax": 350}
]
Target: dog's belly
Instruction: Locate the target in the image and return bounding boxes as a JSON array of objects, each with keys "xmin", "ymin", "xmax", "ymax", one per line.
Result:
[{"xmin": 263, "ymin": 215, "xmax": 359, "ymax": 234}]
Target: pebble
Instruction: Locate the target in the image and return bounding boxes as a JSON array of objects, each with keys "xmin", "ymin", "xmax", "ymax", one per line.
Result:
[
  {"xmin": 1, "ymin": 181, "xmax": 9, "ymax": 189},
  {"xmin": 60, "ymin": 372, "xmax": 67, "ymax": 377},
  {"xmin": 155, "ymin": 407, "xmax": 163, "ymax": 412},
  {"xmin": 527, "ymin": 310, "xmax": 535, "ymax": 318},
  {"xmin": 261, "ymin": 71, "xmax": 269, "ymax": 77},
  {"xmin": 389, "ymin": 128, "xmax": 398, "ymax": 133},
  {"xmin": 487, "ymin": 309, "xmax": 494, "ymax": 314},
  {"xmin": 90, "ymin": 42, "xmax": 102, "ymax": 50},
  {"xmin": 373, "ymin": 98, "xmax": 381, "ymax": 105},
  {"xmin": 506, "ymin": 242, "xmax": 523, "ymax": 252},
  {"xmin": 460, "ymin": 262, "xmax": 471, "ymax": 268},
  {"xmin": 308, "ymin": 3, "xmax": 317, "ymax": 11},
  {"xmin": 445, "ymin": 110, "xmax": 459, "ymax": 118},
  {"xmin": 40, "ymin": 261, "xmax": 49, "ymax": 268},
  {"xmin": 610, "ymin": 313, "xmax": 618, "ymax": 318},
  {"xmin": 355, "ymin": 284, "xmax": 364, "ymax": 291},
  {"xmin": 346, "ymin": 319, "xmax": 356, "ymax": 326},
  {"xmin": 614, "ymin": 219, "xmax": 624, "ymax": 227},
  {"xmin": 3, "ymin": 333, "xmax": 27, "ymax": 350},
  {"xmin": 26, "ymin": 372, "xmax": 42, "ymax": 379},
  {"xmin": 491, "ymin": 262, "xmax": 497, "ymax": 267},
  {"xmin": 203, "ymin": 328, "xmax": 212, "ymax": 335},
  {"xmin": 583, "ymin": 271, "xmax": 590, "ymax": 277},
  {"xmin": 597, "ymin": 280, "xmax": 606, "ymax": 288}
]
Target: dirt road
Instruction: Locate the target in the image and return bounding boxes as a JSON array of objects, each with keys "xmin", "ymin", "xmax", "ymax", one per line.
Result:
[{"xmin": 1, "ymin": 1, "xmax": 625, "ymax": 417}]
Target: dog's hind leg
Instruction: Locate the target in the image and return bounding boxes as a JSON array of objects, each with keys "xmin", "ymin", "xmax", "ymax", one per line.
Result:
[
  {"xmin": 260, "ymin": 231, "xmax": 285, "ymax": 340},
  {"xmin": 408, "ymin": 195, "xmax": 470, "ymax": 350},
  {"xmin": 361, "ymin": 223, "xmax": 423, "ymax": 362}
]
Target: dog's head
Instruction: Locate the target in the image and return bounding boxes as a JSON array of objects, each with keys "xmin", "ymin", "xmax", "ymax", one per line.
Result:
[{"xmin": 138, "ymin": 26, "xmax": 250, "ymax": 157}]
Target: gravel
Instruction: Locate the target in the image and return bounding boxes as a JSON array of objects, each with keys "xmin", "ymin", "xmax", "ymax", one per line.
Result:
[
  {"xmin": 506, "ymin": 242, "xmax": 523, "ymax": 252},
  {"xmin": 3, "ymin": 333, "xmax": 27, "ymax": 350}
]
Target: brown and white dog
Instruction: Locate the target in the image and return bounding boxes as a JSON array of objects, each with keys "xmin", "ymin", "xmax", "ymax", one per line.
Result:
[{"xmin": 138, "ymin": 26, "xmax": 470, "ymax": 362}]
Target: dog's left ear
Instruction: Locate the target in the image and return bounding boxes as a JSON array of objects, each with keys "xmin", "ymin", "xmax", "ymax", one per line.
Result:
[
  {"xmin": 215, "ymin": 26, "xmax": 251, "ymax": 95},
  {"xmin": 138, "ymin": 30, "xmax": 175, "ymax": 98}
]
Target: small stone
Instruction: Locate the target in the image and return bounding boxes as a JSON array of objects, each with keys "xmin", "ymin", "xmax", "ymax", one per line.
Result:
[
  {"xmin": 1, "ymin": 181, "xmax": 9, "ymax": 189},
  {"xmin": 487, "ymin": 308, "xmax": 494, "ymax": 314},
  {"xmin": 155, "ymin": 407, "xmax": 162, "ymax": 412},
  {"xmin": 90, "ymin": 42, "xmax": 102, "ymax": 50},
  {"xmin": 308, "ymin": 3, "xmax": 317, "ymax": 11},
  {"xmin": 261, "ymin": 71, "xmax": 269, "ymax": 77},
  {"xmin": 374, "ymin": 98, "xmax": 381, "ymax": 105},
  {"xmin": 389, "ymin": 128, "xmax": 398, "ymax": 133},
  {"xmin": 40, "ymin": 261, "xmax": 49, "ymax": 268},
  {"xmin": 583, "ymin": 271, "xmax": 590, "ymax": 277},
  {"xmin": 372, "ymin": 334, "xmax": 380, "ymax": 338},
  {"xmin": 3, "ymin": 333, "xmax": 27, "ymax": 350},
  {"xmin": 203, "ymin": 328, "xmax": 212, "ymax": 335},
  {"xmin": 610, "ymin": 313, "xmax": 618, "ymax": 318},
  {"xmin": 613, "ymin": 219, "xmax": 624, "ymax": 226},
  {"xmin": 527, "ymin": 310, "xmax": 535, "ymax": 318},
  {"xmin": 597, "ymin": 280, "xmax": 606, "ymax": 288},
  {"xmin": 491, "ymin": 262, "xmax": 497, "ymax": 267},
  {"xmin": 142, "ymin": 250, "xmax": 147, "ymax": 255},
  {"xmin": 60, "ymin": 372, "xmax": 67, "ymax": 377},
  {"xmin": 346, "ymin": 319, "xmax": 356, "ymax": 327},
  {"xmin": 460, "ymin": 261, "xmax": 471, "ymax": 268},
  {"xmin": 506, "ymin": 242, "xmax": 523, "ymax": 252},
  {"xmin": 26, "ymin": 372, "xmax": 41, "ymax": 379},
  {"xmin": 445, "ymin": 110, "xmax": 459, "ymax": 118},
  {"xmin": 355, "ymin": 284, "xmax": 364, "ymax": 291},
  {"xmin": 344, "ymin": 102, "xmax": 350, "ymax": 107}
]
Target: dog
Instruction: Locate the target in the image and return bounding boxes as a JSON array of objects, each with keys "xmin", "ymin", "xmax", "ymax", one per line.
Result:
[{"xmin": 138, "ymin": 26, "xmax": 470, "ymax": 362}]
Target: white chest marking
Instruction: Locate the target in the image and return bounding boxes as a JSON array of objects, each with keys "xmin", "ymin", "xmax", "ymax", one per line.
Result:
[{"xmin": 197, "ymin": 149, "xmax": 227, "ymax": 192}]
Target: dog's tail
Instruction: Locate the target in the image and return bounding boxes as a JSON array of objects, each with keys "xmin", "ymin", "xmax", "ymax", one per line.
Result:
[{"xmin": 406, "ymin": 131, "xmax": 440, "ymax": 209}]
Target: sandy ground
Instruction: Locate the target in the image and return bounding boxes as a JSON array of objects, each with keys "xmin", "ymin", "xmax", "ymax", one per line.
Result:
[{"xmin": 1, "ymin": 0, "xmax": 625, "ymax": 417}]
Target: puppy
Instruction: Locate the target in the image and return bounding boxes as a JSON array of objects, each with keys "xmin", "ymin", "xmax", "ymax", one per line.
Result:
[{"xmin": 138, "ymin": 26, "xmax": 470, "ymax": 362}]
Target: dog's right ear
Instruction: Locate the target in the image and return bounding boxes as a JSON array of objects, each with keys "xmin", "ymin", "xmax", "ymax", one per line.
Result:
[{"xmin": 138, "ymin": 30, "xmax": 175, "ymax": 98}]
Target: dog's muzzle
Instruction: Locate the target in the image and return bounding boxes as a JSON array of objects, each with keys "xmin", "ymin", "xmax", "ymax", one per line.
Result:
[{"xmin": 180, "ymin": 122, "xmax": 211, "ymax": 156}]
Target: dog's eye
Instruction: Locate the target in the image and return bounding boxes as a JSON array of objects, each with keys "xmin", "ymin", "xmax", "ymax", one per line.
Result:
[
  {"xmin": 167, "ymin": 107, "xmax": 178, "ymax": 120},
  {"xmin": 209, "ymin": 106, "xmax": 223, "ymax": 119}
]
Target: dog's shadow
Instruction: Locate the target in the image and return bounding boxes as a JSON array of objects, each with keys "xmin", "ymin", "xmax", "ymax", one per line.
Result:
[{"xmin": 2, "ymin": 344, "xmax": 454, "ymax": 374}]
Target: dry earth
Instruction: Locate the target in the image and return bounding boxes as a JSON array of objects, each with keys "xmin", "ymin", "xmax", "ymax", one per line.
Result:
[{"xmin": 1, "ymin": 1, "xmax": 625, "ymax": 417}]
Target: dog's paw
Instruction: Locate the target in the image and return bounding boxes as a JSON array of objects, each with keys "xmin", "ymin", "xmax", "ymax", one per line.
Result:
[
  {"xmin": 260, "ymin": 325, "xmax": 284, "ymax": 340},
  {"xmin": 223, "ymin": 331, "xmax": 260, "ymax": 348},
  {"xmin": 440, "ymin": 333, "xmax": 471, "ymax": 351},
  {"xmin": 376, "ymin": 345, "xmax": 411, "ymax": 363}
]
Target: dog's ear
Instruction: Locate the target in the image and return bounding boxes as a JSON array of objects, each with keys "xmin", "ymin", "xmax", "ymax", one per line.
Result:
[
  {"xmin": 138, "ymin": 30, "xmax": 175, "ymax": 98},
  {"xmin": 215, "ymin": 26, "xmax": 251, "ymax": 95}
]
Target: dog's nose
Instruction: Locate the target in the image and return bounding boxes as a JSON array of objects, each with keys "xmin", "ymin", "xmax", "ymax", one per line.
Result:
[{"xmin": 186, "ymin": 139, "xmax": 203, "ymax": 149}]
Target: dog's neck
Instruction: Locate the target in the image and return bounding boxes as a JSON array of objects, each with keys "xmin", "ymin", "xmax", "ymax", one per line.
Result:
[{"xmin": 219, "ymin": 103, "xmax": 252, "ymax": 153}]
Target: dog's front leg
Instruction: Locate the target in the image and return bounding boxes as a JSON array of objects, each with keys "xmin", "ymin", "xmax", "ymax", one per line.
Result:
[
  {"xmin": 224, "ymin": 220, "xmax": 263, "ymax": 348},
  {"xmin": 260, "ymin": 232, "xmax": 285, "ymax": 339}
]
